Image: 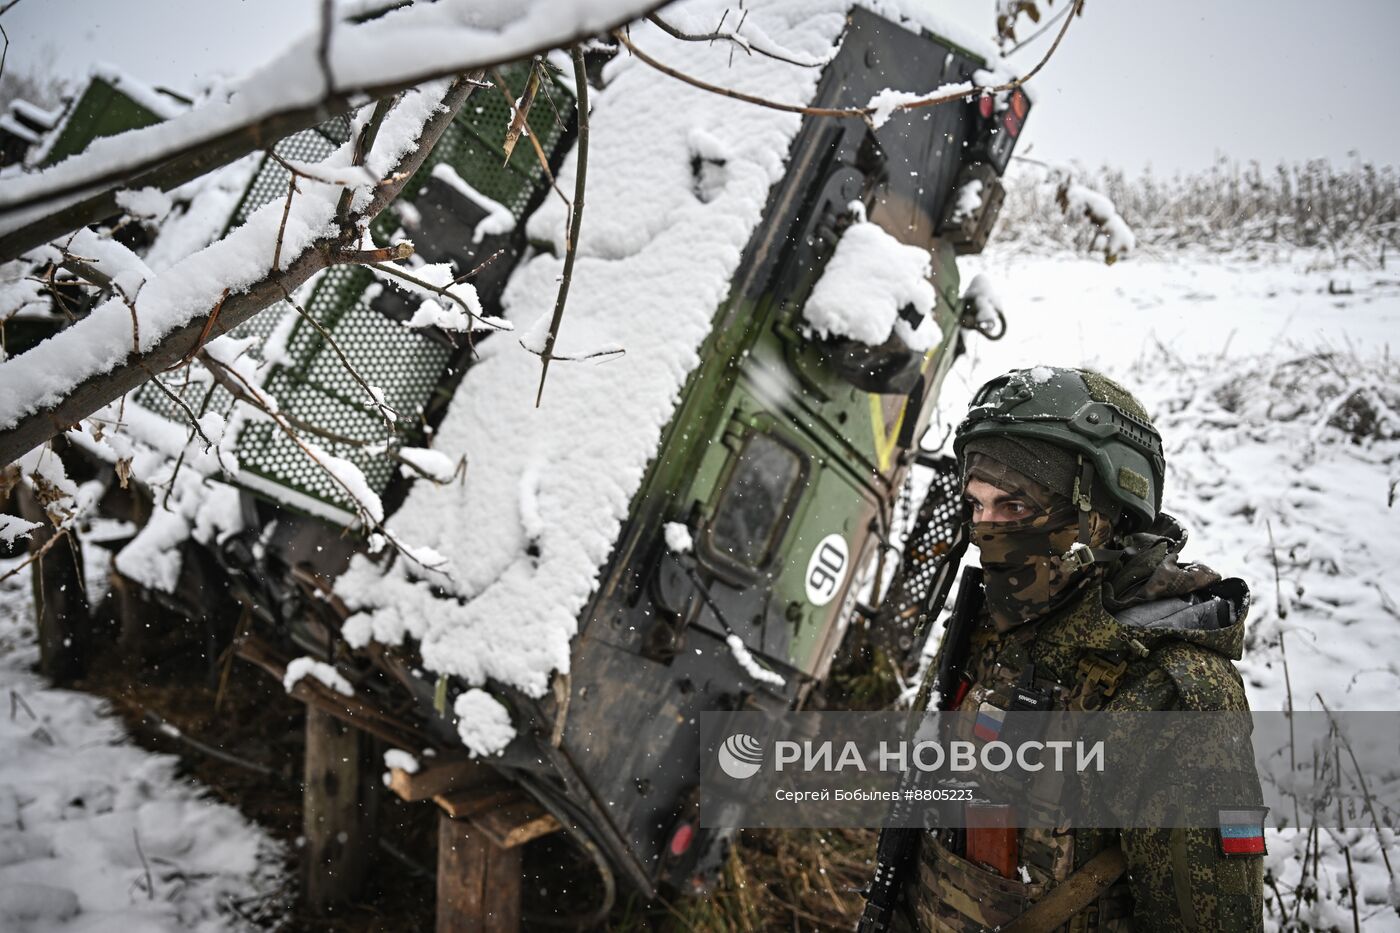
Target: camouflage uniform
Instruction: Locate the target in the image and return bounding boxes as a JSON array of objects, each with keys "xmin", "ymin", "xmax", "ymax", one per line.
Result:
[{"xmin": 901, "ymin": 368, "xmax": 1264, "ymax": 932}]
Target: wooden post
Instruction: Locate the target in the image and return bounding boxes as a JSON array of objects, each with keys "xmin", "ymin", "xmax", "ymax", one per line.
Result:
[
  {"xmin": 303, "ymin": 707, "xmax": 376, "ymax": 913},
  {"xmin": 437, "ymin": 812, "xmax": 521, "ymax": 933},
  {"xmin": 16, "ymin": 484, "xmax": 89, "ymax": 684}
]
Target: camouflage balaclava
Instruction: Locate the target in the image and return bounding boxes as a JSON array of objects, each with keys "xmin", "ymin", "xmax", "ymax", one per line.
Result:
[{"xmin": 964, "ymin": 439, "xmax": 1117, "ymax": 631}]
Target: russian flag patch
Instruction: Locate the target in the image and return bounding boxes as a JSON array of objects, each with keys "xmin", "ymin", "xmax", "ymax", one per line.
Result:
[
  {"xmin": 973, "ymin": 702, "xmax": 1006, "ymax": 743},
  {"xmin": 1218, "ymin": 807, "xmax": 1268, "ymax": 857}
]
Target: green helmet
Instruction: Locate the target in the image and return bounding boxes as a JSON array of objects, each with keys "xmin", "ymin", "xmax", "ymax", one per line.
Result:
[{"xmin": 953, "ymin": 367, "xmax": 1165, "ymax": 530}]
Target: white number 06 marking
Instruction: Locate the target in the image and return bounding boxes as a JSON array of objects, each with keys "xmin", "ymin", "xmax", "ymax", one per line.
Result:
[{"xmin": 804, "ymin": 533, "xmax": 849, "ymax": 607}]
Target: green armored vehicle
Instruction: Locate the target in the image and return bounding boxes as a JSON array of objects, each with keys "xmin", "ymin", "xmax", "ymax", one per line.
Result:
[
  {"xmin": 524, "ymin": 7, "xmax": 1029, "ymax": 893},
  {"xmin": 12, "ymin": 2, "xmax": 1030, "ymax": 908}
]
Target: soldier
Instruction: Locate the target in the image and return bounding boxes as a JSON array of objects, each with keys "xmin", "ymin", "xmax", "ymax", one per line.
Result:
[{"xmin": 900, "ymin": 366, "xmax": 1264, "ymax": 932}]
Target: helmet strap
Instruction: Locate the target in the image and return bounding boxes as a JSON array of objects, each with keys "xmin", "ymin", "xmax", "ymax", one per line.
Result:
[
  {"xmin": 1059, "ymin": 455, "xmax": 1128, "ymax": 572},
  {"xmin": 1071, "ymin": 454, "xmax": 1095, "ymax": 546}
]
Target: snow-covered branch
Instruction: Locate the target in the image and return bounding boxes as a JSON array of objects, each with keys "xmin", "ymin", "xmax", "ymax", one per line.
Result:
[
  {"xmin": 0, "ymin": 0, "xmax": 666, "ymax": 262},
  {"xmin": 0, "ymin": 75, "xmax": 479, "ymax": 467}
]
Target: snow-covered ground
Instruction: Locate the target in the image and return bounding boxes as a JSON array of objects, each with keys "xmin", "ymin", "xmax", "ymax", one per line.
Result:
[
  {"xmin": 0, "ymin": 556, "xmax": 285, "ymax": 931},
  {"xmin": 3, "ymin": 236, "xmax": 1395, "ymax": 927},
  {"xmin": 938, "ymin": 244, "xmax": 1400, "ymax": 930},
  {"xmin": 945, "ymin": 248, "xmax": 1399, "ymax": 713}
]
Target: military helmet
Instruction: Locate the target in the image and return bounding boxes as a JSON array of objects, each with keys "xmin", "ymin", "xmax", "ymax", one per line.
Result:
[{"xmin": 953, "ymin": 367, "xmax": 1165, "ymax": 530}]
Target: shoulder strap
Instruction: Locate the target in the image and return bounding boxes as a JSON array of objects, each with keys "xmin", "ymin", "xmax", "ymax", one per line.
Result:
[{"xmin": 999, "ymin": 845, "xmax": 1128, "ymax": 933}]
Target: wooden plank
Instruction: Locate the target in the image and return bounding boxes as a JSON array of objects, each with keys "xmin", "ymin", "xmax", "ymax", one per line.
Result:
[
  {"xmin": 235, "ymin": 635, "xmax": 436, "ymax": 750},
  {"xmin": 470, "ymin": 799, "xmax": 562, "ymax": 850},
  {"xmin": 387, "ymin": 759, "xmax": 486, "ymax": 802},
  {"xmin": 303, "ymin": 707, "xmax": 375, "ymax": 913},
  {"xmin": 432, "ymin": 786, "xmax": 518, "ymax": 821},
  {"xmin": 437, "ymin": 812, "xmax": 520, "ymax": 933}
]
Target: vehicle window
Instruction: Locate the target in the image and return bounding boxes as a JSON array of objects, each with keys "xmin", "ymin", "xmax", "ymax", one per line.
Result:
[{"xmin": 708, "ymin": 432, "xmax": 805, "ymax": 569}]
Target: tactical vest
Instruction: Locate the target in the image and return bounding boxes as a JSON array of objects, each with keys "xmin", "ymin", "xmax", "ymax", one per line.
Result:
[{"xmin": 905, "ymin": 609, "xmax": 1136, "ymax": 933}]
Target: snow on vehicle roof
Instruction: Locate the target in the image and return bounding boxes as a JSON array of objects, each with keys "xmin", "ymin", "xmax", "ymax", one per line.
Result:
[
  {"xmin": 8, "ymin": 99, "xmax": 63, "ymax": 130},
  {"xmin": 335, "ymin": 0, "xmax": 1011, "ymax": 754},
  {"xmin": 90, "ymin": 63, "xmax": 191, "ymax": 120}
]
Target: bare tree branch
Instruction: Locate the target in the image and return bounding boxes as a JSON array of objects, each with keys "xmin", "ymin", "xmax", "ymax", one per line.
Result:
[
  {"xmin": 0, "ymin": 74, "xmax": 482, "ymax": 466},
  {"xmin": 335, "ymin": 95, "xmax": 396, "ymax": 228},
  {"xmin": 317, "ymin": 0, "xmax": 337, "ymax": 95},
  {"xmin": 489, "ymin": 67, "xmax": 571, "ymax": 212},
  {"xmin": 0, "ymin": 0, "xmax": 19, "ymax": 82},
  {"xmin": 499, "ymin": 61, "xmax": 542, "ymax": 166},
  {"xmin": 278, "ymin": 284, "xmax": 398, "ymax": 430},
  {"xmin": 644, "ymin": 12, "xmax": 823, "ymax": 68},
  {"xmin": 0, "ymin": 0, "xmax": 670, "ymax": 262},
  {"xmin": 199, "ymin": 350, "xmax": 448, "ymax": 575},
  {"xmin": 534, "ymin": 46, "xmax": 590, "ymax": 407},
  {"xmin": 614, "ymin": 0, "xmax": 1080, "ymax": 122}
]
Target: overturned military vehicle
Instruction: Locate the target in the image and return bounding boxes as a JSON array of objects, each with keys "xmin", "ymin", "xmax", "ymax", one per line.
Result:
[{"xmin": 13, "ymin": 0, "xmax": 1033, "ymax": 922}]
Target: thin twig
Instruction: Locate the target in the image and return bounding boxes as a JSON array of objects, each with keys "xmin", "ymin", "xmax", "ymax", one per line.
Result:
[
  {"xmin": 499, "ymin": 61, "xmax": 542, "ymax": 166},
  {"xmin": 645, "ymin": 12, "xmax": 822, "ymax": 68},
  {"xmin": 1278, "ymin": 629, "xmax": 1301, "ymax": 829},
  {"xmin": 489, "ymin": 67, "xmax": 570, "ymax": 211},
  {"xmin": 1266, "ymin": 519, "xmax": 1286, "ymax": 618},
  {"xmin": 200, "ymin": 359, "xmax": 377, "ymax": 449},
  {"xmin": 199, "ymin": 352, "xmax": 448, "ymax": 574},
  {"xmin": 213, "ymin": 610, "xmax": 250, "ymax": 715},
  {"xmin": 453, "ymin": 247, "xmax": 506, "ymax": 284},
  {"xmin": 0, "ymin": 525, "xmax": 67, "ymax": 587},
  {"xmin": 535, "ymin": 46, "xmax": 589, "ymax": 408},
  {"xmin": 9, "ymin": 689, "xmax": 37, "ymax": 722},
  {"xmin": 317, "ymin": 0, "xmax": 336, "ymax": 95},
  {"xmin": 133, "ymin": 829, "xmax": 155, "ymax": 899},
  {"xmin": 278, "ymin": 285, "xmax": 398, "ymax": 430},
  {"xmin": 140, "ymin": 709, "xmax": 277, "ymax": 777},
  {"xmin": 1004, "ymin": 1, "xmax": 1075, "ymax": 57},
  {"xmin": 520, "ymin": 342, "xmax": 624, "ymax": 364},
  {"xmin": 1316, "ymin": 693, "xmax": 1396, "ymax": 883},
  {"xmin": 614, "ymin": 0, "xmax": 1078, "ymax": 122},
  {"xmin": 335, "ymin": 95, "xmax": 396, "ymax": 229},
  {"xmin": 140, "ymin": 367, "xmax": 220, "ymax": 454},
  {"xmin": 265, "ymin": 148, "xmax": 375, "ymax": 190},
  {"xmin": 168, "ymin": 287, "xmax": 230, "ymax": 371},
  {"xmin": 161, "ymin": 376, "xmax": 220, "ymax": 510},
  {"xmin": 1335, "ymin": 743, "xmax": 1361, "ymax": 933},
  {"xmin": 272, "ymin": 175, "xmax": 298, "ymax": 272},
  {"xmin": 370, "ymin": 261, "xmax": 506, "ymax": 338}
]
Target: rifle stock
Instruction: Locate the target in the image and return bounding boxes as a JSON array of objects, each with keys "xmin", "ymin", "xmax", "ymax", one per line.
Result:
[{"xmin": 859, "ymin": 564, "xmax": 982, "ymax": 931}]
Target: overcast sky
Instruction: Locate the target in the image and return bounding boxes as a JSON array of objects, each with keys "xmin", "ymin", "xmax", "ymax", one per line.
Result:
[{"xmin": 4, "ymin": 0, "xmax": 1397, "ymax": 174}]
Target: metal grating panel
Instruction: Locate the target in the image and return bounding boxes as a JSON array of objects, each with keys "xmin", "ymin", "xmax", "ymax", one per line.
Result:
[
  {"xmin": 139, "ymin": 63, "xmax": 572, "ymax": 518},
  {"xmin": 374, "ymin": 63, "xmax": 569, "ymax": 241},
  {"xmin": 228, "ymin": 127, "xmax": 345, "ymax": 229},
  {"xmin": 873, "ymin": 456, "xmax": 965, "ymax": 664},
  {"xmin": 237, "ymin": 278, "xmax": 451, "ymax": 515}
]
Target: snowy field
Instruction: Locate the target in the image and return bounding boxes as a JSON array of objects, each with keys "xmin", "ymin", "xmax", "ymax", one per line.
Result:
[
  {"xmin": 938, "ymin": 245, "xmax": 1400, "ymax": 931},
  {"xmin": 0, "ymin": 559, "xmax": 284, "ymax": 931},
  {"xmin": 1, "ymin": 242, "xmax": 1395, "ymax": 929}
]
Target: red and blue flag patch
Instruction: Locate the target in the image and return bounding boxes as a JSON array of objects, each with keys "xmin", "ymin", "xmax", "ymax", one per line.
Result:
[
  {"xmin": 1218, "ymin": 807, "xmax": 1268, "ymax": 857},
  {"xmin": 973, "ymin": 702, "xmax": 1006, "ymax": 743}
]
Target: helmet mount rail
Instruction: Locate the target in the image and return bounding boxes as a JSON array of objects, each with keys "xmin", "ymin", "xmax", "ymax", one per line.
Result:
[{"xmin": 954, "ymin": 367, "xmax": 1166, "ymax": 531}]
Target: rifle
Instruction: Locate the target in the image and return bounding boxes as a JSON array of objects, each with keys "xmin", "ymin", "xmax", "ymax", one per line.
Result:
[{"xmin": 857, "ymin": 564, "xmax": 982, "ymax": 933}]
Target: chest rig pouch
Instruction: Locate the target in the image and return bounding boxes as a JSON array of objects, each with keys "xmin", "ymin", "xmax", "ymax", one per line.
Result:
[{"xmin": 909, "ymin": 633, "xmax": 1135, "ymax": 933}]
